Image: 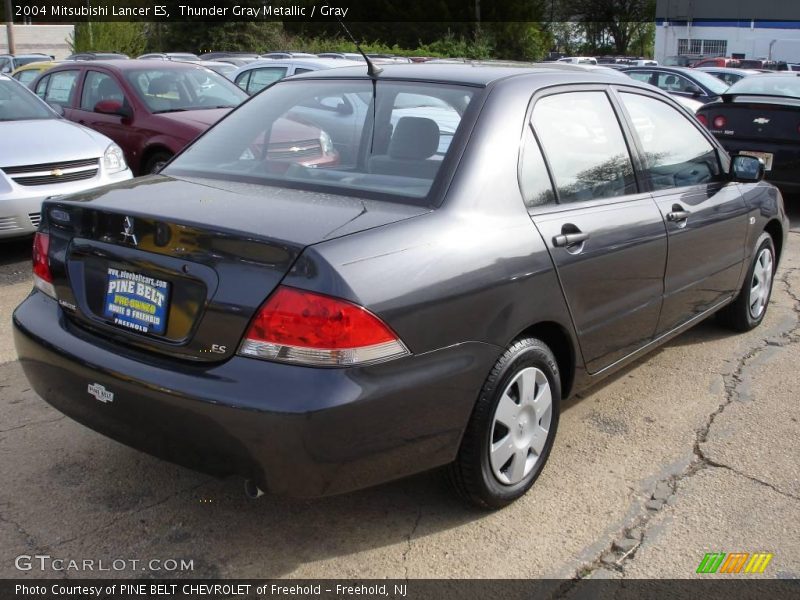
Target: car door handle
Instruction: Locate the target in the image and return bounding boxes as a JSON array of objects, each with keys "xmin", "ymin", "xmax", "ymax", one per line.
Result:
[
  {"xmin": 667, "ymin": 210, "xmax": 690, "ymax": 222},
  {"xmin": 553, "ymin": 232, "xmax": 590, "ymax": 247}
]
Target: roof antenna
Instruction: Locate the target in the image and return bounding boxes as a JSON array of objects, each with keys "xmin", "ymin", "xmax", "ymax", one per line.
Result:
[{"xmin": 337, "ymin": 17, "xmax": 382, "ymax": 77}]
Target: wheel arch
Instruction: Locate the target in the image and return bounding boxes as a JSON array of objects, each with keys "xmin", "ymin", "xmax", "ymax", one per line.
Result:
[
  {"xmin": 764, "ymin": 219, "xmax": 783, "ymax": 263},
  {"xmin": 140, "ymin": 144, "xmax": 174, "ymax": 175},
  {"xmin": 513, "ymin": 321, "xmax": 576, "ymax": 399}
]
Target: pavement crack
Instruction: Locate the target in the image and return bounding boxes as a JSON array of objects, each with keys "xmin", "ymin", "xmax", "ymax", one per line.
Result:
[
  {"xmin": 566, "ymin": 261, "xmax": 800, "ymax": 582},
  {"xmin": 0, "ymin": 415, "xmax": 66, "ymax": 433},
  {"xmin": 401, "ymin": 507, "xmax": 422, "ymax": 580},
  {"xmin": 52, "ymin": 479, "xmax": 212, "ymax": 549}
]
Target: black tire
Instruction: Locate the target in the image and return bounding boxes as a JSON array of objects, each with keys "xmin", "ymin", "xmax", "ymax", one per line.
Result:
[
  {"xmin": 717, "ymin": 232, "xmax": 776, "ymax": 332},
  {"xmin": 448, "ymin": 338, "xmax": 561, "ymax": 510},
  {"xmin": 143, "ymin": 151, "xmax": 172, "ymax": 175}
]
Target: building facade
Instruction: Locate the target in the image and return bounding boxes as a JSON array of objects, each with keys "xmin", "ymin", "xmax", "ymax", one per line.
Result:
[{"xmin": 655, "ymin": 0, "xmax": 800, "ymax": 63}]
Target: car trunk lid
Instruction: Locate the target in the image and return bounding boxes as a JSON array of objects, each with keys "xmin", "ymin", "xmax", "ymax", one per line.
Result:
[{"xmin": 42, "ymin": 175, "xmax": 429, "ymax": 362}]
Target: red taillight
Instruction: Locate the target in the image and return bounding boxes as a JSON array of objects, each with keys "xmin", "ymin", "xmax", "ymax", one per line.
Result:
[
  {"xmin": 32, "ymin": 232, "xmax": 56, "ymax": 298},
  {"xmin": 239, "ymin": 286, "xmax": 408, "ymax": 366},
  {"xmin": 713, "ymin": 115, "xmax": 727, "ymax": 129},
  {"xmin": 696, "ymin": 113, "xmax": 708, "ymax": 127}
]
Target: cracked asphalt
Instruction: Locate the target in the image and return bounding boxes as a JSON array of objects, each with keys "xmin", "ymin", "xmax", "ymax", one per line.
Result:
[{"xmin": 1, "ymin": 203, "xmax": 798, "ymax": 581}]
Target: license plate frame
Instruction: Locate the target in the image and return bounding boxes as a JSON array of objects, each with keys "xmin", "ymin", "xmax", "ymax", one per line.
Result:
[
  {"xmin": 103, "ymin": 268, "xmax": 170, "ymax": 336},
  {"xmin": 739, "ymin": 150, "xmax": 774, "ymax": 171}
]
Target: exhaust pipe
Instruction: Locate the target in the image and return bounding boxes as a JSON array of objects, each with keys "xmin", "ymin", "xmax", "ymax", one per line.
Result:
[{"xmin": 244, "ymin": 479, "xmax": 264, "ymax": 499}]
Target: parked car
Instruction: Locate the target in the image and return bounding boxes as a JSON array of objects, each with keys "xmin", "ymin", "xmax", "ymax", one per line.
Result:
[
  {"xmin": 557, "ymin": 56, "xmax": 598, "ymax": 65},
  {"xmin": 261, "ymin": 52, "xmax": 317, "ymax": 60},
  {"xmin": 692, "ymin": 57, "xmax": 741, "ymax": 68},
  {"xmin": 199, "ymin": 52, "xmax": 259, "ymax": 61},
  {"xmin": 29, "ymin": 60, "xmax": 248, "ymax": 174},
  {"xmin": 11, "ymin": 61, "xmax": 59, "ymax": 87},
  {"xmin": 696, "ymin": 67, "xmax": 763, "ymax": 86},
  {"xmin": 66, "ymin": 52, "xmax": 129, "ymax": 61},
  {"xmin": 663, "ymin": 55, "xmax": 704, "ymax": 67},
  {"xmin": 197, "ymin": 61, "xmax": 238, "ymax": 80},
  {"xmin": 0, "ymin": 53, "xmax": 53, "ymax": 74},
  {"xmin": 13, "ymin": 64, "xmax": 787, "ymax": 509},
  {"xmin": 214, "ymin": 57, "xmax": 258, "ymax": 67},
  {"xmin": 318, "ymin": 52, "xmax": 366, "ymax": 62},
  {"xmin": 696, "ymin": 73, "xmax": 800, "ymax": 192},
  {"xmin": 622, "ymin": 66, "xmax": 730, "ymax": 103},
  {"xmin": 233, "ymin": 58, "xmax": 361, "ymax": 95},
  {"xmin": 138, "ymin": 53, "xmax": 201, "ymax": 62},
  {"xmin": 0, "ymin": 75, "xmax": 131, "ymax": 239}
]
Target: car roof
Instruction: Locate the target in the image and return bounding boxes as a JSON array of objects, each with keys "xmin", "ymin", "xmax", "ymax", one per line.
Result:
[{"xmin": 289, "ymin": 62, "xmax": 644, "ymax": 87}]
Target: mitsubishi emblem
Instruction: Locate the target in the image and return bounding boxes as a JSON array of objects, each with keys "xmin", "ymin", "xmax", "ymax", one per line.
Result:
[{"xmin": 121, "ymin": 216, "xmax": 138, "ymax": 245}]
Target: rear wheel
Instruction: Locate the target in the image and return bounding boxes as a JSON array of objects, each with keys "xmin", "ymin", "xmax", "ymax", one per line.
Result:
[
  {"xmin": 717, "ymin": 232, "xmax": 776, "ymax": 332},
  {"xmin": 144, "ymin": 151, "xmax": 172, "ymax": 175},
  {"xmin": 448, "ymin": 338, "xmax": 561, "ymax": 509}
]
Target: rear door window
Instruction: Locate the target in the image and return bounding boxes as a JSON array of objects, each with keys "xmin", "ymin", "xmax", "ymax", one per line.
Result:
[
  {"xmin": 532, "ymin": 91, "xmax": 636, "ymax": 203},
  {"xmin": 43, "ymin": 70, "xmax": 80, "ymax": 106}
]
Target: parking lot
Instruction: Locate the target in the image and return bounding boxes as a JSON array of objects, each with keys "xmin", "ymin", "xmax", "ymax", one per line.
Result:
[{"xmin": 1, "ymin": 201, "xmax": 799, "ymax": 580}]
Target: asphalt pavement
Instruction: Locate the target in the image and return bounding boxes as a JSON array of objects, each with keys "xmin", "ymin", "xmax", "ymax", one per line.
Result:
[{"xmin": 1, "ymin": 202, "xmax": 798, "ymax": 580}]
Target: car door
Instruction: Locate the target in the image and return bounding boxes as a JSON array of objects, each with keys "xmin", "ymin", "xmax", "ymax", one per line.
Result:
[
  {"xmin": 526, "ymin": 88, "xmax": 668, "ymax": 374},
  {"xmin": 72, "ymin": 69, "xmax": 132, "ymax": 151},
  {"xmin": 615, "ymin": 88, "xmax": 749, "ymax": 335}
]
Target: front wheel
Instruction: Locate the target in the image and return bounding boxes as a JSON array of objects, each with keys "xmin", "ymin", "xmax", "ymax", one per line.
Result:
[
  {"xmin": 448, "ymin": 338, "xmax": 561, "ymax": 509},
  {"xmin": 143, "ymin": 151, "xmax": 172, "ymax": 175},
  {"xmin": 717, "ymin": 232, "xmax": 776, "ymax": 332}
]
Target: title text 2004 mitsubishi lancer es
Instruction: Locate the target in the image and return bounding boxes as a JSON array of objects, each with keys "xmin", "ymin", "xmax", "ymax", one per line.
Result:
[{"xmin": 13, "ymin": 63, "xmax": 789, "ymax": 508}]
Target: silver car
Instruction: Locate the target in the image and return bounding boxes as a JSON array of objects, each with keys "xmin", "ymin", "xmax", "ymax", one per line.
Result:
[{"xmin": 0, "ymin": 75, "xmax": 132, "ymax": 238}]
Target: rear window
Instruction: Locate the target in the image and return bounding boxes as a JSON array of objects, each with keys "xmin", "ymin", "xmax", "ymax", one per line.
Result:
[
  {"xmin": 726, "ymin": 75, "xmax": 800, "ymax": 98},
  {"xmin": 166, "ymin": 79, "xmax": 478, "ymax": 203}
]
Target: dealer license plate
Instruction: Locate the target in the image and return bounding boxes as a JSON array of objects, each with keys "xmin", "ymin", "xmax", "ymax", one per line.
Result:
[{"xmin": 103, "ymin": 268, "xmax": 170, "ymax": 335}]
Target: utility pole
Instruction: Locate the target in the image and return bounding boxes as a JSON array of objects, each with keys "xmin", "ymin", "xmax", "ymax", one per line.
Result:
[{"xmin": 4, "ymin": 0, "xmax": 16, "ymax": 54}]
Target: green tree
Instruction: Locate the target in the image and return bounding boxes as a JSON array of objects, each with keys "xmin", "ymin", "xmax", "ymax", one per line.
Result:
[{"xmin": 70, "ymin": 22, "xmax": 148, "ymax": 56}]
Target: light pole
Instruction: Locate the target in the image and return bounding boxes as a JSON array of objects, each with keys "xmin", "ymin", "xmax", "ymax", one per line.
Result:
[{"xmin": 4, "ymin": 0, "xmax": 15, "ymax": 54}]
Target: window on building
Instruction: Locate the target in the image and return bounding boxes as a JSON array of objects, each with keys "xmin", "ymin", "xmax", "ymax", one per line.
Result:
[{"xmin": 677, "ymin": 39, "xmax": 727, "ymax": 57}]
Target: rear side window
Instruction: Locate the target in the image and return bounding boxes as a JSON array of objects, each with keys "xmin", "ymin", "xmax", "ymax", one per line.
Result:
[
  {"xmin": 627, "ymin": 71, "xmax": 653, "ymax": 84},
  {"xmin": 656, "ymin": 73, "xmax": 698, "ymax": 94},
  {"xmin": 42, "ymin": 70, "xmax": 79, "ymax": 106},
  {"xmin": 620, "ymin": 92, "xmax": 720, "ymax": 190},
  {"xmin": 532, "ymin": 91, "xmax": 636, "ymax": 203},
  {"xmin": 518, "ymin": 126, "xmax": 555, "ymax": 209}
]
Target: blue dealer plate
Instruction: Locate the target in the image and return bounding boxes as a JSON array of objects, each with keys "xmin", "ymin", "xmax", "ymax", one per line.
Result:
[{"xmin": 103, "ymin": 268, "xmax": 170, "ymax": 335}]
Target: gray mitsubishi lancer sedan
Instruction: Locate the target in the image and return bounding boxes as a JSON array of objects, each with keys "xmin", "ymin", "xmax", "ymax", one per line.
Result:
[{"xmin": 13, "ymin": 63, "xmax": 789, "ymax": 509}]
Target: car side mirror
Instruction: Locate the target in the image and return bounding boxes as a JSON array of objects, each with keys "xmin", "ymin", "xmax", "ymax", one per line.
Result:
[
  {"xmin": 685, "ymin": 85, "xmax": 703, "ymax": 97},
  {"xmin": 731, "ymin": 155, "xmax": 765, "ymax": 182},
  {"xmin": 47, "ymin": 102, "xmax": 65, "ymax": 117},
  {"xmin": 94, "ymin": 99, "xmax": 131, "ymax": 119}
]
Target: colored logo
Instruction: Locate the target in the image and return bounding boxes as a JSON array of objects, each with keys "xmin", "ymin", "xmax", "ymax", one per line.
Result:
[{"xmin": 696, "ymin": 552, "xmax": 773, "ymax": 574}]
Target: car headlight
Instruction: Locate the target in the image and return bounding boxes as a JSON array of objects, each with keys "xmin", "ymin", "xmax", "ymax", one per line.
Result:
[
  {"xmin": 319, "ymin": 131, "xmax": 334, "ymax": 155},
  {"xmin": 103, "ymin": 143, "xmax": 127, "ymax": 174}
]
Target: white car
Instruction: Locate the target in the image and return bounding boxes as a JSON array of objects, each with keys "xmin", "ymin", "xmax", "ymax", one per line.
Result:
[
  {"xmin": 233, "ymin": 58, "xmax": 362, "ymax": 95},
  {"xmin": 0, "ymin": 75, "xmax": 132, "ymax": 238},
  {"xmin": 557, "ymin": 56, "xmax": 598, "ymax": 65}
]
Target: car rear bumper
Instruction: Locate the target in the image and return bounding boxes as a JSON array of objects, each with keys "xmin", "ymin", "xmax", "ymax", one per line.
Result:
[{"xmin": 13, "ymin": 290, "xmax": 498, "ymax": 497}]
